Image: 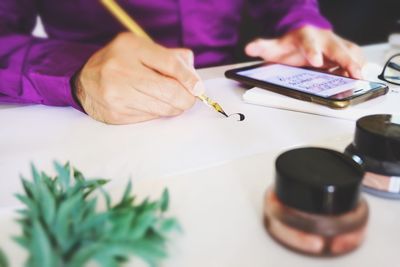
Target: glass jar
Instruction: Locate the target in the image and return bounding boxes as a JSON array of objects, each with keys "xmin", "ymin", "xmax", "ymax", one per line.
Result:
[
  {"xmin": 345, "ymin": 114, "xmax": 400, "ymax": 199},
  {"xmin": 264, "ymin": 147, "xmax": 369, "ymax": 256}
]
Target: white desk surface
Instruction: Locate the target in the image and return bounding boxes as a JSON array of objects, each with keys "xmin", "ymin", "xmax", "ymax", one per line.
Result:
[{"xmin": 1, "ymin": 43, "xmax": 399, "ymax": 267}]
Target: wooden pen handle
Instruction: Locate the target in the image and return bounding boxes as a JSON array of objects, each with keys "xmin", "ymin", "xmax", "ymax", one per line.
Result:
[{"xmin": 100, "ymin": 0, "xmax": 152, "ymax": 41}]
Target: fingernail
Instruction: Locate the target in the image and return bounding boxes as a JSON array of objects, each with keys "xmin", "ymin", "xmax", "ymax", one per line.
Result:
[
  {"xmin": 188, "ymin": 52, "xmax": 195, "ymax": 67},
  {"xmin": 246, "ymin": 43, "xmax": 261, "ymax": 56},
  {"xmin": 192, "ymin": 81, "xmax": 205, "ymax": 96},
  {"xmin": 310, "ymin": 54, "xmax": 323, "ymax": 67},
  {"xmin": 353, "ymin": 67, "xmax": 363, "ymax": 79}
]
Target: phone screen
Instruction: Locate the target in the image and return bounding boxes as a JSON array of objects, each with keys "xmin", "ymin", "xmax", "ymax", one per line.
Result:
[{"xmin": 236, "ymin": 64, "xmax": 383, "ymax": 100}]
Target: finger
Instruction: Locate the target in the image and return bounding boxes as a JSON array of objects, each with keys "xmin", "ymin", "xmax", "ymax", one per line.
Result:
[
  {"xmin": 93, "ymin": 67, "xmax": 189, "ymax": 118},
  {"xmin": 130, "ymin": 67, "xmax": 196, "ymax": 112},
  {"xmin": 318, "ymin": 59, "xmax": 340, "ymax": 70},
  {"xmin": 245, "ymin": 39, "xmax": 293, "ymax": 62},
  {"xmin": 295, "ymin": 29, "xmax": 324, "ymax": 67},
  {"xmin": 325, "ymin": 42, "xmax": 363, "ymax": 79},
  {"xmin": 268, "ymin": 51, "xmax": 310, "ymax": 67},
  {"xmin": 88, "ymin": 65, "xmax": 184, "ymax": 117},
  {"xmin": 124, "ymin": 86, "xmax": 184, "ymax": 117},
  {"xmin": 104, "ymin": 110, "xmax": 159, "ymax": 125},
  {"xmin": 113, "ymin": 113, "xmax": 158, "ymax": 125},
  {"xmin": 85, "ymin": 99, "xmax": 159, "ymax": 125},
  {"xmin": 139, "ymin": 43, "xmax": 205, "ymax": 96},
  {"xmin": 326, "ymin": 67, "xmax": 350, "ymax": 77},
  {"xmin": 343, "ymin": 39, "xmax": 366, "ymax": 67},
  {"xmin": 171, "ymin": 48, "xmax": 195, "ymax": 67}
]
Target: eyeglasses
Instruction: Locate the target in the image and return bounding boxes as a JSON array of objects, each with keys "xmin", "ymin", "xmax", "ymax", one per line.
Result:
[{"xmin": 378, "ymin": 53, "xmax": 400, "ymax": 85}]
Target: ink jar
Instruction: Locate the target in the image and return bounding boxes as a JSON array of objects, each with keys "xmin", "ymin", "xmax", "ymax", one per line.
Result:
[
  {"xmin": 345, "ymin": 114, "xmax": 400, "ymax": 199},
  {"xmin": 264, "ymin": 147, "xmax": 368, "ymax": 256}
]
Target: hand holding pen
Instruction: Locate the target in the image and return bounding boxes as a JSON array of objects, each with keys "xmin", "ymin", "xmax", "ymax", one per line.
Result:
[
  {"xmin": 73, "ymin": 0, "xmax": 227, "ymax": 124},
  {"xmin": 74, "ymin": 33, "xmax": 205, "ymax": 124}
]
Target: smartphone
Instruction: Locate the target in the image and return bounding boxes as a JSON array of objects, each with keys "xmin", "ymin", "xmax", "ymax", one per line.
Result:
[{"xmin": 225, "ymin": 63, "xmax": 388, "ymax": 109}]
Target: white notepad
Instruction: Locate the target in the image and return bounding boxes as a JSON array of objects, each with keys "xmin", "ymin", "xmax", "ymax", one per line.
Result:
[{"xmin": 243, "ymin": 63, "xmax": 400, "ymax": 121}]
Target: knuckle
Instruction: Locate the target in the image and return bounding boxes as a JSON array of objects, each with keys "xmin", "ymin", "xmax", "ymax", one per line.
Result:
[
  {"xmin": 347, "ymin": 44, "xmax": 360, "ymax": 55},
  {"xmin": 169, "ymin": 87, "xmax": 196, "ymax": 111},
  {"xmin": 181, "ymin": 95, "xmax": 196, "ymax": 110},
  {"xmin": 114, "ymin": 32, "xmax": 141, "ymax": 49},
  {"xmin": 306, "ymin": 46, "xmax": 318, "ymax": 55},
  {"xmin": 165, "ymin": 53, "xmax": 181, "ymax": 73},
  {"xmin": 347, "ymin": 43, "xmax": 355, "ymax": 50},
  {"xmin": 115, "ymin": 32, "xmax": 133, "ymax": 42},
  {"xmin": 179, "ymin": 48, "xmax": 194, "ymax": 62},
  {"xmin": 163, "ymin": 89, "xmax": 177, "ymax": 104},
  {"xmin": 104, "ymin": 111, "xmax": 124, "ymax": 124},
  {"xmin": 99, "ymin": 87, "xmax": 117, "ymax": 107},
  {"xmin": 163, "ymin": 80, "xmax": 188, "ymax": 103},
  {"xmin": 101, "ymin": 58, "xmax": 119, "ymax": 74},
  {"xmin": 173, "ymin": 109, "xmax": 184, "ymax": 116},
  {"xmin": 347, "ymin": 42, "xmax": 358, "ymax": 50},
  {"xmin": 154, "ymin": 81, "xmax": 177, "ymax": 103},
  {"xmin": 254, "ymin": 38, "xmax": 264, "ymax": 45},
  {"xmin": 183, "ymin": 74, "xmax": 199, "ymax": 89},
  {"xmin": 157, "ymin": 104, "xmax": 179, "ymax": 117}
]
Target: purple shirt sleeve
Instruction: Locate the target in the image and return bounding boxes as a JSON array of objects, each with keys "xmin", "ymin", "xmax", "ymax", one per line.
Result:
[
  {"xmin": 0, "ymin": 1, "xmax": 98, "ymax": 111},
  {"xmin": 0, "ymin": 0, "xmax": 332, "ymax": 110}
]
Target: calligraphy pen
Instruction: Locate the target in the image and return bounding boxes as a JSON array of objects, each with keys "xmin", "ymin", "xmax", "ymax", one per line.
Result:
[{"xmin": 100, "ymin": 0, "xmax": 228, "ymax": 117}]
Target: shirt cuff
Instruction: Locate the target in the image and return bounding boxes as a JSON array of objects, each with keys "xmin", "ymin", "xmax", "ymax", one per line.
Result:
[
  {"xmin": 68, "ymin": 69, "xmax": 85, "ymax": 112},
  {"xmin": 25, "ymin": 40, "xmax": 99, "ymax": 112},
  {"xmin": 65, "ymin": 70, "xmax": 85, "ymax": 112}
]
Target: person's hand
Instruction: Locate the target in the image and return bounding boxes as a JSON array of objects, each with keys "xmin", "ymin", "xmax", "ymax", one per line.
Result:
[
  {"xmin": 74, "ymin": 32, "xmax": 204, "ymax": 125},
  {"xmin": 245, "ymin": 25, "xmax": 365, "ymax": 79}
]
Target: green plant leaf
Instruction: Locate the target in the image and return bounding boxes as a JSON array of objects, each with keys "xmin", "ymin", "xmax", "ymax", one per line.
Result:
[
  {"xmin": 159, "ymin": 218, "xmax": 180, "ymax": 233},
  {"xmin": 121, "ymin": 180, "xmax": 132, "ymax": 203},
  {"xmin": 0, "ymin": 248, "xmax": 9, "ymax": 267},
  {"xmin": 12, "ymin": 162, "xmax": 179, "ymax": 267},
  {"xmin": 20, "ymin": 177, "xmax": 37, "ymax": 201},
  {"xmin": 12, "ymin": 236, "xmax": 29, "ymax": 249},
  {"xmin": 30, "ymin": 220, "xmax": 56, "ymax": 267},
  {"xmin": 129, "ymin": 211, "xmax": 156, "ymax": 240},
  {"xmin": 127, "ymin": 239, "xmax": 167, "ymax": 265},
  {"xmin": 38, "ymin": 179, "xmax": 56, "ymax": 226},
  {"xmin": 160, "ymin": 189, "xmax": 169, "ymax": 212},
  {"xmin": 99, "ymin": 187, "xmax": 112, "ymax": 210},
  {"xmin": 54, "ymin": 161, "xmax": 71, "ymax": 190},
  {"xmin": 67, "ymin": 242, "xmax": 104, "ymax": 267},
  {"xmin": 30, "ymin": 164, "xmax": 41, "ymax": 185}
]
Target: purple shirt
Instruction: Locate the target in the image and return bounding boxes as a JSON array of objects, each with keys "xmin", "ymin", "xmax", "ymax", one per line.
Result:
[{"xmin": 0, "ymin": 0, "xmax": 331, "ymax": 110}]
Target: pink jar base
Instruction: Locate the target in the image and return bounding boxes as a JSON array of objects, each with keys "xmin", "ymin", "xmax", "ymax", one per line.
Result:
[
  {"xmin": 362, "ymin": 171, "xmax": 400, "ymax": 199},
  {"xmin": 263, "ymin": 189, "xmax": 368, "ymax": 256}
]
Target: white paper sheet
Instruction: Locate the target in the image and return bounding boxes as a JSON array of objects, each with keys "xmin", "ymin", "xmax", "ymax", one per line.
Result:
[
  {"xmin": 0, "ymin": 78, "xmax": 355, "ymax": 208},
  {"xmin": 243, "ymin": 63, "xmax": 400, "ymax": 121}
]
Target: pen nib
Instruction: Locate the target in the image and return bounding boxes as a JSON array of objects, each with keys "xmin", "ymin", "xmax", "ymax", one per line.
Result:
[{"xmin": 198, "ymin": 94, "xmax": 228, "ymax": 117}]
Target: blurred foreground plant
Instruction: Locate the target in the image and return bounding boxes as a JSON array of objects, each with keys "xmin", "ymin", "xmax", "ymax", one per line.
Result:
[{"xmin": 2, "ymin": 162, "xmax": 179, "ymax": 267}]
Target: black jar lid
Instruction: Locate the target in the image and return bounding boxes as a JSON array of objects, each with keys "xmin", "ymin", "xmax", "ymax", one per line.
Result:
[
  {"xmin": 275, "ymin": 147, "xmax": 364, "ymax": 215},
  {"xmin": 354, "ymin": 114, "xmax": 400, "ymax": 162}
]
